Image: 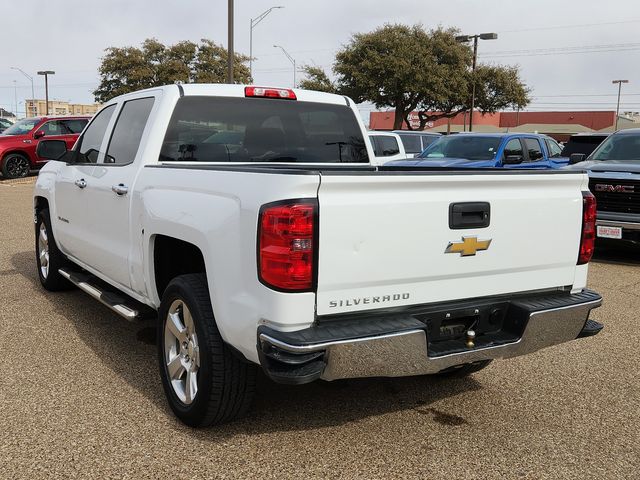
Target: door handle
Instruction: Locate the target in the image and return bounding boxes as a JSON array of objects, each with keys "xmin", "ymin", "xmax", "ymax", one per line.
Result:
[
  {"xmin": 74, "ymin": 179, "xmax": 87, "ymax": 189},
  {"xmin": 112, "ymin": 184, "xmax": 129, "ymax": 196}
]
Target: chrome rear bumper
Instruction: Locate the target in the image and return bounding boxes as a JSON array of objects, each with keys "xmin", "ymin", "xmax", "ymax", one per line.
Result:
[{"xmin": 258, "ymin": 290, "xmax": 602, "ymax": 384}]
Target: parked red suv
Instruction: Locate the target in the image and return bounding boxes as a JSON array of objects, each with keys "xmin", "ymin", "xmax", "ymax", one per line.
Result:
[{"xmin": 0, "ymin": 115, "xmax": 90, "ymax": 179}]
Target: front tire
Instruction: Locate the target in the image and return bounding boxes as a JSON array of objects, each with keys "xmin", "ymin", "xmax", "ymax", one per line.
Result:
[
  {"xmin": 35, "ymin": 208, "xmax": 72, "ymax": 291},
  {"xmin": 2, "ymin": 153, "xmax": 30, "ymax": 179},
  {"xmin": 158, "ymin": 274, "xmax": 256, "ymax": 427}
]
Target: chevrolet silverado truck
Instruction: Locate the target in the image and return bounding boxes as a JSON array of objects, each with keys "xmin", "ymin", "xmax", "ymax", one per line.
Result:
[
  {"xmin": 567, "ymin": 128, "xmax": 640, "ymax": 244},
  {"xmin": 33, "ymin": 84, "xmax": 603, "ymax": 427}
]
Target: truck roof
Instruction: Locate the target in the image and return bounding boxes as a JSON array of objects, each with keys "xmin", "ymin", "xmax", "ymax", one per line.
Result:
[{"xmin": 107, "ymin": 83, "xmax": 351, "ymax": 107}]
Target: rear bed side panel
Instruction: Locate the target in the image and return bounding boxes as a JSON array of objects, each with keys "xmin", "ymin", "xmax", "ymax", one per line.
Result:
[
  {"xmin": 135, "ymin": 168, "xmax": 321, "ymax": 363},
  {"xmin": 316, "ymin": 172, "xmax": 587, "ymax": 316}
]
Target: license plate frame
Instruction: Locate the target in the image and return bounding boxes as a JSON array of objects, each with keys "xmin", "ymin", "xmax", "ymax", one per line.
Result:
[{"xmin": 597, "ymin": 225, "xmax": 622, "ymax": 239}]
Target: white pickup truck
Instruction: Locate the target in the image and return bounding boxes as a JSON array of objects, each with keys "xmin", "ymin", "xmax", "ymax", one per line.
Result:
[{"xmin": 33, "ymin": 84, "xmax": 603, "ymax": 427}]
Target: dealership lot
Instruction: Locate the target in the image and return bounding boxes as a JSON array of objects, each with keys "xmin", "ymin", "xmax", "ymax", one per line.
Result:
[{"xmin": 0, "ymin": 179, "xmax": 638, "ymax": 479}]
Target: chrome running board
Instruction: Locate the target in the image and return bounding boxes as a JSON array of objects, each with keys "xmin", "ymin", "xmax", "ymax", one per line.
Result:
[{"xmin": 59, "ymin": 268, "xmax": 154, "ymax": 321}]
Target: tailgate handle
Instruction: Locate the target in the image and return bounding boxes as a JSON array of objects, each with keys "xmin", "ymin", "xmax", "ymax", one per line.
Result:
[{"xmin": 449, "ymin": 202, "xmax": 490, "ymax": 230}]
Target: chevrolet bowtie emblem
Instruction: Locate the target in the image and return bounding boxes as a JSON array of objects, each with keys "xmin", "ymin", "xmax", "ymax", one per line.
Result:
[{"xmin": 445, "ymin": 236, "xmax": 492, "ymax": 256}]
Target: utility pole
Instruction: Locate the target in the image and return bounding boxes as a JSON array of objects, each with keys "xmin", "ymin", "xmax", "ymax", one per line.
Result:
[
  {"xmin": 11, "ymin": 67, "xmax": 35, "ymax": 117},
  {"xmin": 612, "ymin": 79, "xmax": 629, "ymax": 131},
  {"xmin": 250, "ymin": 6, "xmax": 284, "ymax": 80},
  {"xmin": 227, "ymin": 0, "xmax": 234, "ymax": 84},
  {"xmin": 456, "ymin": 33, "xmax": 498, "ymax": 132},
  {"xmin": 273, "ymin": 45, "xmax": 296, "ymax": 87},
  {"xmin": 37, "ymin": 70, "xmax": 55, "ymax": 115}
]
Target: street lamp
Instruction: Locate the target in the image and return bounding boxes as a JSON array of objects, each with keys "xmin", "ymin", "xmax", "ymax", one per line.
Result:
[
  {"xmin": 250, "ymin": 6, "xmax": 284, "ymax": 79},
  {"xmin": 456, "ymin": 32, "xmax": 498, "ymax": 132},
  {"xmin": 37, "ymin": 70, "xmax": 55, "ymax": 115},
  {"xmin": 273, "ymin": 45, "xmax": 296, "ymax": 88},
  {"xmin": 612, "ymin": 79, "xmax": 629, "ymax": 131},
  {"xmin": 10, "ymin": 67, "xmax": 35, "ymax": 117}
]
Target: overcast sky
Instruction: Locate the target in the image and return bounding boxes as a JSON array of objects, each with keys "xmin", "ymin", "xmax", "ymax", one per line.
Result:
[{"xmin": 2, "ymin": 0, "xmax": 640, "ymax": 118}]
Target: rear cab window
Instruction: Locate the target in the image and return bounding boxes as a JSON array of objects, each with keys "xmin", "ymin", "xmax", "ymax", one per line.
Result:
[{"xmin": 160, "ymin": 96, "xmax": 369, "ymax": 163}]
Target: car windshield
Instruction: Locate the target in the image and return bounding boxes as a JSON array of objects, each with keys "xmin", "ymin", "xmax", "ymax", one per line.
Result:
[
  {"xmin": 3, "ymin": 118, "xmax": 39, "ymax": 135},
  {"xmin": 418, "ymin": 135, "xmax": 502, "ymax": 161},
  {"xmin": 160, "ymin": 96, "xmax": 369, "ymax": 163},
  {"xmin": 589, "ymin": 134, "xmax": 640, "ymax": 162}
]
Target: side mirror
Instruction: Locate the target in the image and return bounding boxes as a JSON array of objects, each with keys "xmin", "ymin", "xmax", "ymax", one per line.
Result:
[
  {"xmin": 569, "ymin": 153, "xmax": 586, "ymax": 165},
  {"xmin": 36, "ymin": 139, "xmax": 68, "ymax": 161},
  {"xmin": 503, "ymin": 155, "xmax": 524, "ymax": 165},
  {"xmin": 33, "ymin": 130, "xmax": 45, "ymax": 139}
]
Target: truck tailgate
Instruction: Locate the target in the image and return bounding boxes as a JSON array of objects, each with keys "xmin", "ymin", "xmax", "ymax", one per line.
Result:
[{"xmin": 316, "ymin": 172, "xmax": 587, "ymax": 316}]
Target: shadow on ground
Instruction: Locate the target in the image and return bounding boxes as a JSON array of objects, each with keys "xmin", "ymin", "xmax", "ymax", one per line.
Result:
[
  {"xmin": 592, "ymin": 241, "xmax": 640, "ymax": 266},
  {"xmin": 12, "ymin": 249, "xmax": 482, "ymax": 438}
]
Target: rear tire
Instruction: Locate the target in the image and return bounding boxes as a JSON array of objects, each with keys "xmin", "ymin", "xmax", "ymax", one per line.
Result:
[
  {"xmin": 35, "ymin": 208, "xmax": 73, "ymax": 291},
  {"xmin": 158, "ymin": 273, "xmax": 256, "ymax": 427},
  {"xmin": 2, "ymin": 153, "xmax": 30, "ymax": 179},
  {"xmin": 436, "ymin": 360, "xmax": 493, "ymax": 378}
]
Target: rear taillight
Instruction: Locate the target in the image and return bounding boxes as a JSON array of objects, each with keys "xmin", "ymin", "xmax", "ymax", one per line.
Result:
[
  {"xmin": 578, "ymin": 191, "xmax": 597, "ymax": 265},
  {"xmin": 245, "ymin": 86, "xmax": 297, "ymax": 100},
  {"xmin": 258, "ymin": 200, "xmax": 317, "ymax": 291}
]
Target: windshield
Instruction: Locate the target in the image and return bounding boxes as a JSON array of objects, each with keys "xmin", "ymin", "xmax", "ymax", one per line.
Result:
[
  {"xmin": 418, "ymin": 135, "xmax": 502, "ymax": 161},
  {"xmin": 160, "ymin": 96, "xmax": 369, "ymax": 163},
  {"xmin": 3, "ymin": 118, "xmax": 39, "ymax": 136},
  {"xmin": 590, "ymin": 133, "xmax": 640, "ymax": 162}
]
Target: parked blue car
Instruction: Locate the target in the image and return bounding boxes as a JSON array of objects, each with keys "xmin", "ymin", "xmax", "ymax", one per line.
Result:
[{"xmin": 387, "ymin": 133, "xmax": 569, "ymax": 169}]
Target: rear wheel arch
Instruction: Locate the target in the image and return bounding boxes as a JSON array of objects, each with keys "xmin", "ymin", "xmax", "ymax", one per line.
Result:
[{"xmin": 152, "ymin": 234, "xmax": 208, "ymax": 302}]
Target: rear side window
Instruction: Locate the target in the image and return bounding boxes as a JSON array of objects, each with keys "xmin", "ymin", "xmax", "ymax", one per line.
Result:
[
  {"xmin": 160, "ymin": 96, "xmax": 369, "ymax": 163},
  {"xmin": 77, "ymin": 105, "xmax": 116, "ymax": 163},
  {"xmin": 377, "ymin": 136, "xmax": 400, "ymax": 156},
  {"xmin": 61, "ymin": 119, "xmax": 88, "ymax": 134},
  {"xmin": 524, "ymin": 138, "xmax": 544, "ymax": 161},
  {"xmin": 104, "ymin": 97, "xmax": 155, "ymax": 164},
  {"xmin": 397, "ymin": 134, "xmax": 422, "ymax": 154}
]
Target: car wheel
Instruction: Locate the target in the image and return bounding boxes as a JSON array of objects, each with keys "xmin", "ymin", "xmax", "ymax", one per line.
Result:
[
  {"xmin": 2, "ymin": 153, "xmax": 31, "ymax": 179},
  {"xmin": 158, "ymin": 273, "xmax": 256, "ymax": 427},
  {"xmin": 35, "ymin": 208, "xmax": 73, "ymax": 291},
  {"xmin": 436, "ymin": 360, "xmax": 493, "ymax": 378}
]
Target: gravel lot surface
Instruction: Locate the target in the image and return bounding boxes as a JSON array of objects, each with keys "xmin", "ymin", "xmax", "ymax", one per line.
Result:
[{"xmin": 1, "ymin": 178, "xmax": 638, "ymax": 479}]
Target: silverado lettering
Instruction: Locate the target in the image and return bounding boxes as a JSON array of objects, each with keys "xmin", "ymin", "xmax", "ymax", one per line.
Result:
[{"xmin": 329, "ymin": 293, "xmax": 411, "ymax": 308}]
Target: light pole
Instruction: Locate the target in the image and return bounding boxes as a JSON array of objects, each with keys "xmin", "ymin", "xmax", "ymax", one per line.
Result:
[
  {"xmin": 37, "ymin": 70, "xmax": 55, "ymax": 115},
  {"xmin": 228, "ymin": 0, "xmax": 234, "ymax": 84},
  {"xmin": 456, "ymin": 33, "xmax": 498, "ymax": 132},
  {"xmin": 11, "ymin": 67, "xmax": 35, "ymax": 117},
  {"xmin": 13, "ymin": 80, "xmax": 17, "ymax": 117},
  {"xmin": 250, "ymin": 6, "xmax": 284, "ymax": 80},
  {"xmin": 273, "ymin": 45, "xmax": 296, "ymax": 88},
  {"xmin": 612, "ymin": 79, "xmax": 629, "ymax": 131}
]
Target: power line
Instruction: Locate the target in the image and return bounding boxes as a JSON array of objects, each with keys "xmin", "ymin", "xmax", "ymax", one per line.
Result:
[{"xmin": 498, "ymin": 19, "xmax": 640, "ymax": 34}]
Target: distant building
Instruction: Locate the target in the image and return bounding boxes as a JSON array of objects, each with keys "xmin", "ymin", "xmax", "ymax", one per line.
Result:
[
  {"xmin": 25, "ymin": 99, "xmax": 100, "ymax": 118},
  {"xmin": 370, "ymin": 110, "xmax": 640, "ymax": 141}
]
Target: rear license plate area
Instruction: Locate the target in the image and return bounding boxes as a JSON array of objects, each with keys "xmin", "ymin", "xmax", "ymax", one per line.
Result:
[
  {"xmin": 415, "ymin": 301, "xmax": 520, "ymax": 357},
  {"xmin": 597, "ymin": 225, "xmax": 622, "ymax": 239}
]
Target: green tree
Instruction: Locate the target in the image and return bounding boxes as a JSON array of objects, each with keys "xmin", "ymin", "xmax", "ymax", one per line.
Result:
[
  {"xmin": 298, "ymin": 66, "xmax": 337, "ymax": 93},
  {"xmin": 300, "ymin": 24, "xmax": 530, "ymax": 130},
  {"xmin": 94, "ymin": 38, "xmax": 250, "ymax": 103}
]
